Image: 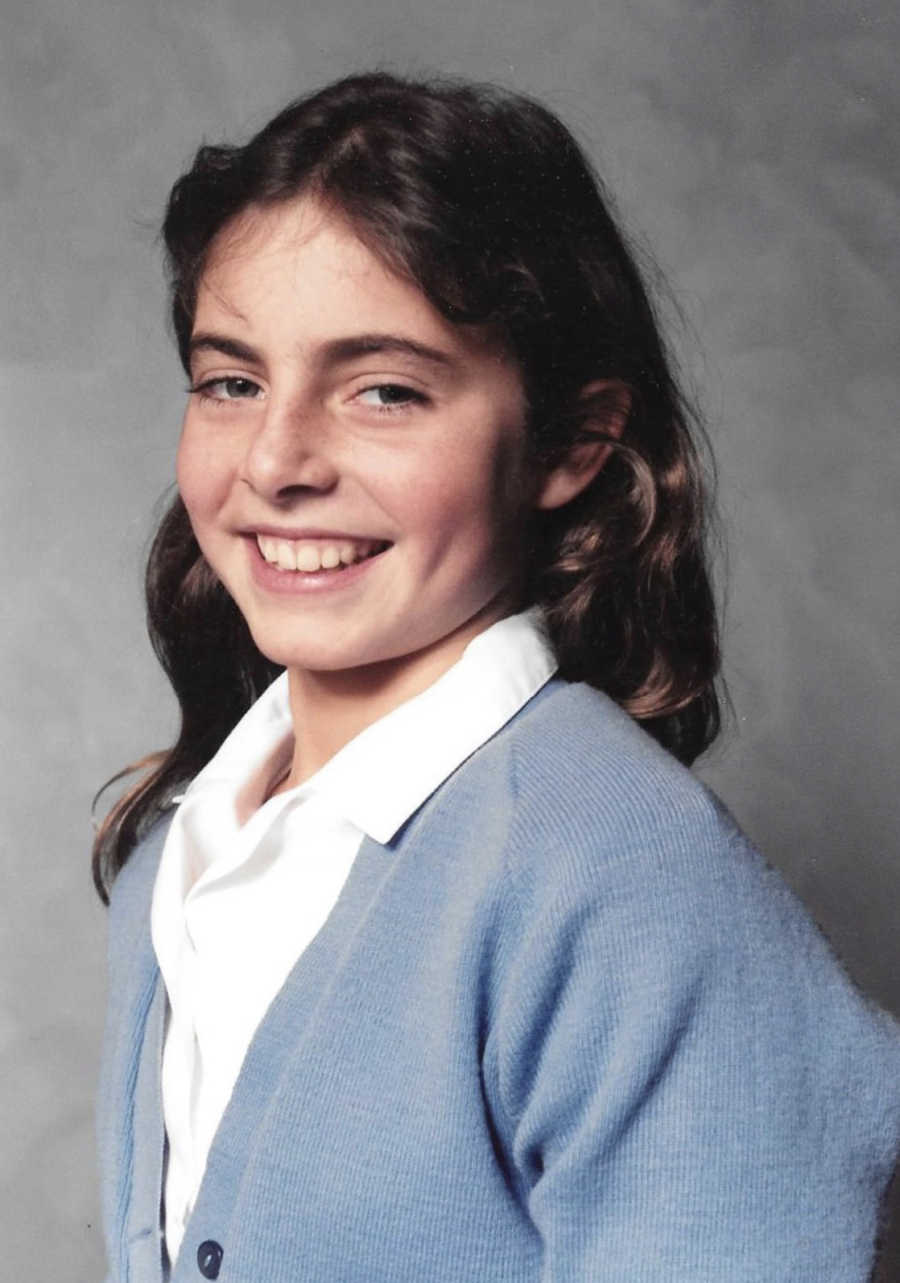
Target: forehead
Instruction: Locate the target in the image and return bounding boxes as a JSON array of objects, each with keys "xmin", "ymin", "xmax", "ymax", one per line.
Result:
[
  {"xmin": 195, "ymin": 197, "xmax": 510, "ymax": 366},
  {"xmin": 202, "ymin": 197, "xmax": 377, "ymax": 293}
]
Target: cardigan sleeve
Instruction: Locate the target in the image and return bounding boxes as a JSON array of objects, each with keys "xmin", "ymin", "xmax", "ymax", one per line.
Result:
[{"xmin": 483, "ymin": 796, "xmax": 900, "ymax": 1282}]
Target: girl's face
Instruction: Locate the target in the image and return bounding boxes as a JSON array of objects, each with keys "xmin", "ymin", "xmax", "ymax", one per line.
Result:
[{"xmin": 177, "ymin": 197, "xmax": 538, "ymax": 685}]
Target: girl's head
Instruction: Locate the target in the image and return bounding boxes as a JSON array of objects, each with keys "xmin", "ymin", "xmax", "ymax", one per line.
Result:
[
  {"xmin": 94, "ymin": 72, "xmax": 720, "ymax": 894},
  {"xmin": 178, "ymin": 195, "xmax": 546, "ymax": 682}
]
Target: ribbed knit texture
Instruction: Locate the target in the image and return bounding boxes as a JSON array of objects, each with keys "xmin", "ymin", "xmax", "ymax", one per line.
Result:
[{"xmin": 98, "ymin": 680, "xmax": 900, "ymax": 1282}]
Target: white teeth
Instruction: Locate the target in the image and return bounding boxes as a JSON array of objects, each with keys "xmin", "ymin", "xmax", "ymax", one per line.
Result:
[
  {"xmin": 275, "ymin": 540, "xmax": 297, "ymax": 571},
  {"xmin": 256, "ymin": 534, "xmax": 385, "ymax": 572},
  {"xmin": 294, "ymin": 544, "xmax": 321, "ymax": 572}
]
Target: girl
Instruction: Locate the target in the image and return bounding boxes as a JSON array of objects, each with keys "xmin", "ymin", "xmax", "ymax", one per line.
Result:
[{"xmin": 94, "ymin": 73, "xmax": 899, "ymax": 1282}]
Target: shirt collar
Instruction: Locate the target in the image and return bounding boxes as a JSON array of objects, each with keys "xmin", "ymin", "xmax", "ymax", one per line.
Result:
[
  {"xmin": 179, "ymin": 608, "xmax": 557, "ymax": 845},
  {"xmin": 309, "ymin": 608, "xmax": 557, "ymax": 843}
]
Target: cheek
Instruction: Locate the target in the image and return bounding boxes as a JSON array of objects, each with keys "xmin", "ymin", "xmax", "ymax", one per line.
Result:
[
  {"xmin": 395, "ymin": 433, "xmax": 532, "ymax": 559},
  {"xmin": 176, "ymin": 422, "xmax": 229, "ymax": 524},
  {"xmin": 392, "ymin": 470, "xmax": 494, "ymax": 547}
]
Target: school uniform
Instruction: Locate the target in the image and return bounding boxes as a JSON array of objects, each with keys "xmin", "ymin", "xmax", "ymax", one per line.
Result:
[{"xmin": 97, "ymin": 612, "xmax": 900, "ymax": 1282}]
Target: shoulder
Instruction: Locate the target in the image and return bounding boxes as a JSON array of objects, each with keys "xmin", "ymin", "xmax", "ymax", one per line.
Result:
[
  {"xmin": 484, "ymin": 678, "xmax": 738, "ymax": 872},
  {"xmin": 472, "ymin": 681, "xmax": 837, "ymax": 973},
  {"xmin": 482, "ymin": 682, "xmax": 900, "ymax": 1105}
]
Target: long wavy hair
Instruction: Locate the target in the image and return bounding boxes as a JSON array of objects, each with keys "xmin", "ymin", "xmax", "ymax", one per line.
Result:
[{"xmin": 93, "ymin": 71, "xmax": 721, "ymax": 900}]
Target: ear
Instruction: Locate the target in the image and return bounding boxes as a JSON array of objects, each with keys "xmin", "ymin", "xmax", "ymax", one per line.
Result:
[{"xmin": 534, "ymin": 379, "xmax": 631, "ymax": 511}]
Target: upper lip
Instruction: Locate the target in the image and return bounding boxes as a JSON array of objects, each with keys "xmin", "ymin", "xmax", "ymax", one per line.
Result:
[{"xmin": 244, "ymin": 524, "xmax": 389, "ymax": 542}]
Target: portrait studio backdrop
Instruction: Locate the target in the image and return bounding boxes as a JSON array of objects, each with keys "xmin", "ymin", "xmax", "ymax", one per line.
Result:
[{"xmin": 2, "ymin": 1, "xmax": 898, "ymax": 1277}]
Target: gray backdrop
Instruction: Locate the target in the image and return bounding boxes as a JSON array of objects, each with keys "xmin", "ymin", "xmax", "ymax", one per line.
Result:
[{"xmin": 3, "ymin": 1, "xmax": 898, "ymax": 1278}]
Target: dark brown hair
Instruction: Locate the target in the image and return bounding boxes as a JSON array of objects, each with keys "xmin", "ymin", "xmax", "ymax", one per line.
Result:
[{"xmin": 93, "ymin": 71, "xmax": 721, "ymax": 899}]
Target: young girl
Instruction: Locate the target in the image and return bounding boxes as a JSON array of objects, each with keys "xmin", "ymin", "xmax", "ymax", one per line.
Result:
[{"xmin": 94, "ymin": 73, "xmax": 899, "ymax": 1282}]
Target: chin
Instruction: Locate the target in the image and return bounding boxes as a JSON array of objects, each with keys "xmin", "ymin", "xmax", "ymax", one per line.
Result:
[{"xmin": 247, "ymin": 626, "xmax": 386, "ymax": 675}]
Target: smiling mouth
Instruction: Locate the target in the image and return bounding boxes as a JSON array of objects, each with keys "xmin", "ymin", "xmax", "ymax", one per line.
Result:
[{"xmin": 256, "ymin": 534, "xmax": 391, "ymax": 573}]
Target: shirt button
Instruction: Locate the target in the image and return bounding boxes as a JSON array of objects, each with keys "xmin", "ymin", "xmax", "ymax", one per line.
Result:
[{"xmin": 196, "ymin": 1239, "xmax": 223, "ymax": 1279}]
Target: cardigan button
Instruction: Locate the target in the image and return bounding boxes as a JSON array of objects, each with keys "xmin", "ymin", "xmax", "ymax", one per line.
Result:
[{"xmin": 197, "ymin": 1239, "xmax": 223, "ymax": 1279}]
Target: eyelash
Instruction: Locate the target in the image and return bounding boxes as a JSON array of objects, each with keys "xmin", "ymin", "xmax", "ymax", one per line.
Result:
[
  {"xmin": 355, "ymin": 384, "xmax": 429, "ymax": 413},
  {"xmin": 187, "ymin": 378, "xmax": 430, "ymax": 414},
  {"xmin": 188, "ymin": 376, "xmax": 262, "ymax": 404}
]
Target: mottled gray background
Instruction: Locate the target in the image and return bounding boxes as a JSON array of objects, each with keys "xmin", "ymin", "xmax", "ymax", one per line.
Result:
[{"xmin": 2, "ymin": 0, "xmax": 898, "ymax": 1277}]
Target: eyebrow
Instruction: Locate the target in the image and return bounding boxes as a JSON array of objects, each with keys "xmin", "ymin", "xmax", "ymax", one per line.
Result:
[
  {"xmin": 188, "ymin": 334, "xmax": 262, "ymax": 366},
  {"xmin": 320, "ymin": 334, "xmax": 457, "ymax": 369},
  {"xmin": 188, "ymin": 331, "xmax": 458, "ymax": 371}
]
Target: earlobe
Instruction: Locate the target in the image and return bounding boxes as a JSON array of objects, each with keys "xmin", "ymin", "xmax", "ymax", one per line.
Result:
[{"xmin": 535, "ymin": 380, "xmax": 631, "ymax": 511}]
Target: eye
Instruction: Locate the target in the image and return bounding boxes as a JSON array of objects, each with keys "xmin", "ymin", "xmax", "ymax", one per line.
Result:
[
  {"xmin": 190, "ymin": 376, "xmax": 263, "ymax": 403},
  {"xmin": 355, "ymin": 383, "xmax": 428, "ymax": 411}
]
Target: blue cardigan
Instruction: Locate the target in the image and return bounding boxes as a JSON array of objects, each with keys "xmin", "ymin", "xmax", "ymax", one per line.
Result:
[{"xmin": 97, "ymin": 680, "xmax": 900, "ymax": 1281}]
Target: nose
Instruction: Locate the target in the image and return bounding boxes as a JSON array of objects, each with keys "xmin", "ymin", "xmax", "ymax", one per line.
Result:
[{"xmin": 241, "ymin": 397, "xmax": 339, "ymax": 502}]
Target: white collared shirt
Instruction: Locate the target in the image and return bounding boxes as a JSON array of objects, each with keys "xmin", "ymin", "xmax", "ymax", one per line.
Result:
[{"xmin": 150, "ymin": 609, "xmax": 557, "ymax": 1264}]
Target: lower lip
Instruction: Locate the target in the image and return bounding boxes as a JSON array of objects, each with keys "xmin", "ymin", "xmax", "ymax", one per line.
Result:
[{"xmin": 246, "ymin": 537, "xmax": 388, "ymax": 595}]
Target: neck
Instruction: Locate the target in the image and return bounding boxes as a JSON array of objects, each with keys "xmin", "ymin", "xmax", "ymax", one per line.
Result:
[{"xmin": 275, "ymin": 602, "xmax": 514, "ymax": 793}]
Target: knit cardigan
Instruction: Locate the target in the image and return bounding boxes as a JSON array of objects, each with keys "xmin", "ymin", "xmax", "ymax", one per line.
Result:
[{"xmin": 97, "ymin": 680, "xmax": 900, "ymax": 1282}]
